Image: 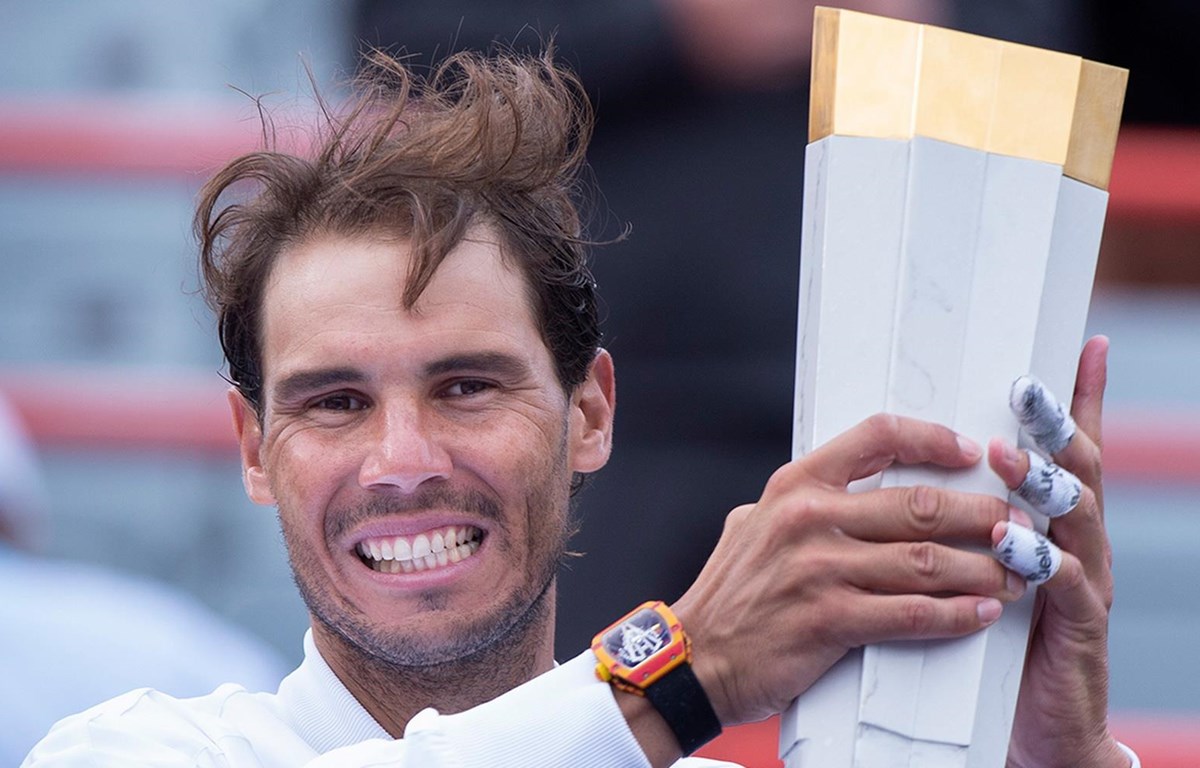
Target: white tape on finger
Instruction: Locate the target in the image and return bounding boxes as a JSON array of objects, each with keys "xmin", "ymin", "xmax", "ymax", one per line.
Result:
[
  {"xmin": 993, "ymin": 524, "xmax": 1062, "ymax": 585},
  {"xmin": 1010, "ymin": 375, "xmax": 1077, "ymax": 454},
  {"xmin": 1017, "ymin": 452, "xmax": 1082, "ymax": 518}
]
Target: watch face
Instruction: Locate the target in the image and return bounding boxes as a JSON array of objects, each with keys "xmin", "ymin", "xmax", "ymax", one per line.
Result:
[{"xmin": 603, "ymin": 607, "xmax": 674, "ymax": 667}]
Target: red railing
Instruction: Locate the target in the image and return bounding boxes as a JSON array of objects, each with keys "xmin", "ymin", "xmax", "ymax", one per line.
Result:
[{"xmin": 1107, "ymin": 126, "xmax": 1200, "ymax": 223}]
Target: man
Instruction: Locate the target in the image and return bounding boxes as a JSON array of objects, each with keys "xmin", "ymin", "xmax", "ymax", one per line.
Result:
[{"xmin": 25, "ymin": 50, "xmax": 1135, "ymax": 767}]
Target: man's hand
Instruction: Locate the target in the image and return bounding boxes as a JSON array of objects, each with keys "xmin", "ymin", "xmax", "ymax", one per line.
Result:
[
  {"xmin": 990, "ymin": 336, "xmax": 1129, "ymax": 768},
  {"xmin": 672, "ymin": 412, "xmax": 1025, "ymax": 726},
  {"xmin": 666, "ymin": 338, "xmax": 1126, "ymax": 766}
]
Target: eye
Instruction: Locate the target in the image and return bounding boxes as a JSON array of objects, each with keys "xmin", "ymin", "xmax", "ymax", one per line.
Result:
[
  {"xmin": 443, "ymin": 379, "xmax": 495, "ymax": 398},
  {"xmin": 314, "ymin": 393, "xmax": 368, "ymax": 411}
]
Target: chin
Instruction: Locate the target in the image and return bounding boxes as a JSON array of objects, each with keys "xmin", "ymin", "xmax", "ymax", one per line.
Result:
[{"xmin": 308, "ymin": 573, "xmax": 556, "ymax": 669}]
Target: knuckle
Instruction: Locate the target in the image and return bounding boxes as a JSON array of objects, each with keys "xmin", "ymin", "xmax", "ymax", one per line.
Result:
[
  {"xmin": 1056, "ymin": 483, "xmax": 1103, "ymax": 530},
  {"xmin": 1055, "ymin": 555, "xmax": 1089, "ymax": 592},
  {"xmin": 811, "ymin": 591, "xmax": 863, "ymax": 650},
  {"xmin": 902, "ymin": 598, "xmax": 938, "ymax": 635},
  {"xmin": 864, "ymin": 412, "xmax": 901, "ymax": 444},
  {"xmin": 804, "ymin": 546, "xmax": 846, "ymax": 583},
  {"xmin": 762, "ymin": 463, "xmax": 798, "ymax": 498},
  {"xmin": 907, "ymin": 541, "xmax": 943, "ymax": 581},
  {"xmin": 777, "ymin": 493, "xmax": 827, "ymax": 532},
  {"xmin": 764, "ymin": 457, "xmax": 825, "ymax": 497},
  {"xmin": 905, "ymin": 485, "xmax": 942, "ymax": 535},
  {"xmin": 725, "ymin": 503, "xmax": 754, "ymax": 530},
  {"xmin": 807, "ymin": 601, "xmax": 843, "ymax": 648}
]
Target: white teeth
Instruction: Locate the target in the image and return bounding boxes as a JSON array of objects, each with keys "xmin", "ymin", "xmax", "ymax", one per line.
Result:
[
  {"xmin": 359, "ymin": 526, "xmax": 483, "ymax": 573},
  {"xmin": 413, "ymin": 534, "xmax": 431, "ymax": 559}
]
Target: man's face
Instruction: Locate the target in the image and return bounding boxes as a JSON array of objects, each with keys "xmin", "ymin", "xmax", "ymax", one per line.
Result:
[{"xmin": 232, "ymin": 229, "xmax": 613, "ymax": 666}]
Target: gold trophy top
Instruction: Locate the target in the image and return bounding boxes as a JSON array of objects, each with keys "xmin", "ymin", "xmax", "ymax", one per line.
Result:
[{"xmin": 810, "ymin": 7, "xmax": 1128, "ymax": 190}]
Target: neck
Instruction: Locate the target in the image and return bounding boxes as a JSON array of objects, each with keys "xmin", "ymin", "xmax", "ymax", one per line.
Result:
[{"xmin": 313, "ymin": 584, "xmax": 558, "ymax": 737}]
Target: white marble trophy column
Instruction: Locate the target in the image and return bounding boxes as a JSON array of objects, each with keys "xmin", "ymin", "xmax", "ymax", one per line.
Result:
[{"xmin": 782, "ymin": 9, "xmax": 1127, "ymax": 768}]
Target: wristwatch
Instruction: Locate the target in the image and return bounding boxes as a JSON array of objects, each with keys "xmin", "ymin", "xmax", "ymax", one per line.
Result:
[{"xmin": 592, "ymin": 600, "xmax": 722, "ymax": 755}]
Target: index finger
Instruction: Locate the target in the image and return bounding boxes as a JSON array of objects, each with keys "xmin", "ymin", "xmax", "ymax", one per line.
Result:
[{"xmin": 800, "ymin": 413, "xmax": 982, "ymax": 489}]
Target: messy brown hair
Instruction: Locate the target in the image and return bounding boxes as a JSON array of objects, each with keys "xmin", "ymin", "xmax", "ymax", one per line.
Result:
[{"xmin": 196, "ymin": 48, "xmax": 599, "ymax": 413}]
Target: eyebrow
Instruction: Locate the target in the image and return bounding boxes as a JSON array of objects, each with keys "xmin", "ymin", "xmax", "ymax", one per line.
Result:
[
  {"xmin": 423, "ymin": 352, "xmax": 533, "ymax": 380},
  {"xmin": 271, "ymin": 367, "xmax": 366, "ymax": 404},
  {"xmin": 269, "ymin": 352, "xmax": 534, "ymax": 404}
]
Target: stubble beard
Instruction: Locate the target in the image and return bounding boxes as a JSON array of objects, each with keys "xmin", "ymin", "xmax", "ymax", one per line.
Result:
[{"xmin": 279, "ymin": 437, "xmax": 576, "ymax": 688}]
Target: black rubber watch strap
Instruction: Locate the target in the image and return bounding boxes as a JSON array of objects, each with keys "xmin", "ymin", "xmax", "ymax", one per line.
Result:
[{"xmin": 643, "ymin": 661, "xmax": 723, "ymax": 755}]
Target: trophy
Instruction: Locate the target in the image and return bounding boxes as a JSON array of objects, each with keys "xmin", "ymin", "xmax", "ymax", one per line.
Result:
[{"xmin": 781, "ymin": 8, "xmax": 1127, "ymax": 767}]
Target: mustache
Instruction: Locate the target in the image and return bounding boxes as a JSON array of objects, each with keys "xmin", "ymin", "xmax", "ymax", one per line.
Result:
[{"xmin": 325, "ymin": 485, "xmax": 504, "ymax": 542}]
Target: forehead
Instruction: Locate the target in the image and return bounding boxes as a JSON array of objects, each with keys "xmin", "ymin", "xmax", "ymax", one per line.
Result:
[{"xmin": 259, "ymin": 230, "xmax": 543, "ymax": 376}]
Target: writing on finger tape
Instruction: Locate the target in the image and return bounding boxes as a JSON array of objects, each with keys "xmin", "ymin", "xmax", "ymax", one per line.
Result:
[{"xmin": 994, "ymin": 524, "xmax": 1063, "ymax": 585}]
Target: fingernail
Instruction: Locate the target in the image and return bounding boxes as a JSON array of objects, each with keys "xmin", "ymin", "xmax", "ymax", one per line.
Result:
[
  {"xmin": 977, "ymin": 598, "xmax": 1002, "ymax": 625},
  {"xmin": 957, "ymin": 435, "xmax": 982, "ymax": 459},
  {"xmin": 1016, "ymin": 453, "xmax": 1082, "ymax": 518},
  {"xmin": 1008, "ymin": 506, "xmax": 1033, "ymax": 528},
  {"xmin": 1000, "ymin": 441, "xmax": 1019, "ymax": 464}
]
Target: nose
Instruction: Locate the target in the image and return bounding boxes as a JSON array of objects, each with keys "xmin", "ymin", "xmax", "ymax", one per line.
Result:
[{"xmin": 358, "ymin": 400, "xmax": 452, "ymax": 494}]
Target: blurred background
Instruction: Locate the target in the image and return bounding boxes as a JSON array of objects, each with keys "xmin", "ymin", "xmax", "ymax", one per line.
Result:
[{"xmin": 0, "ymin": 1, "xmax": 1196, "ymax": 765}]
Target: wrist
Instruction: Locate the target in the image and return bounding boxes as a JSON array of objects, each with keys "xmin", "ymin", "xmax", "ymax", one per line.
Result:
[
  {"xmin": 613, "ymin": 684, "xmax": 684, "ymax": 768},
  {"xmin": 593, "ymin": 601, "xmax": 722, "ymax": 755},
  {"xmin": 670, "ymin": 594, "xmax": 737, "ymax": 725}
]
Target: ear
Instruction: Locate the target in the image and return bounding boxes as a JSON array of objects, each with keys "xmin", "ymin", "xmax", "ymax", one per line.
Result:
[
  {"xmin": 568, "ymin": 349, "xmax": 616, "ymax": 473},
  {"xmin": 228, "ymin": 388, "xmax": 277, "ymax": 506}
]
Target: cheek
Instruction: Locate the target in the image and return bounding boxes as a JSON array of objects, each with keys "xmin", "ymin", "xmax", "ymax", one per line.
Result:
[
  {"xmin": 265, "ymin": 430, "xmax": 360, "ymax": 519},
  {"xmin": 516, "ymin": 430, "xmax": 575, "ymax": 548}
]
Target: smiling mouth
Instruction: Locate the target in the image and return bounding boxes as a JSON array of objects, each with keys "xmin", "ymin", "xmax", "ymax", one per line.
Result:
[{"xmin": 356, "ymin": 525, "xmax": 483, "ymax": 573}]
